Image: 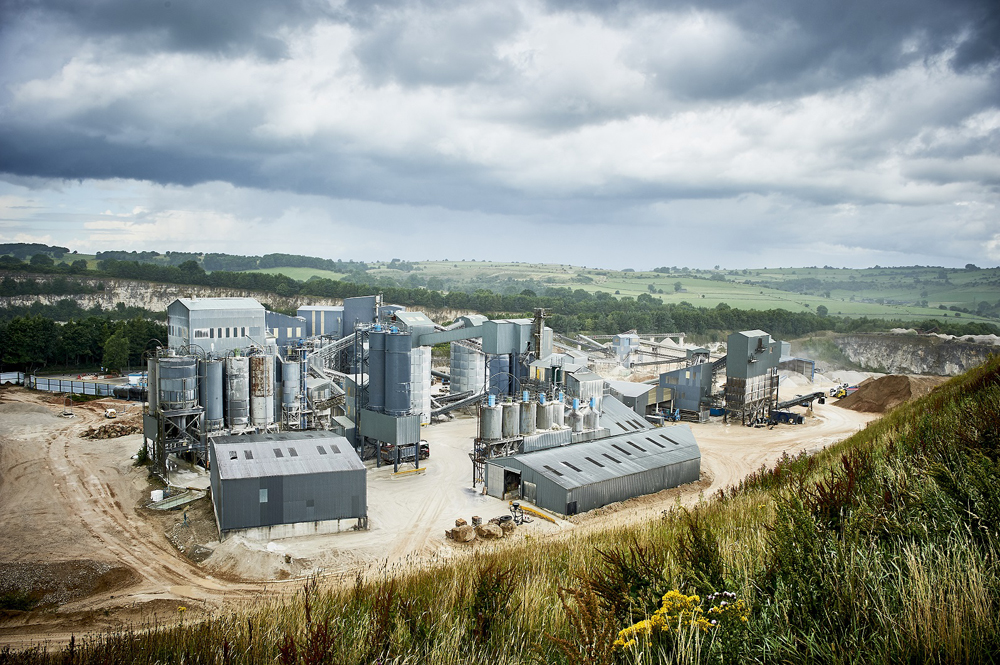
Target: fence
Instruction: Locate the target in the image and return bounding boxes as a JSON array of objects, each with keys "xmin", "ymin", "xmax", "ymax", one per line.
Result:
[
  {"xmin": 1, "ymin": 372, "xmax": 25, "ymax": 385},
  {"xmin": 26, "ymin": 376, "xmax": 117, "ymax": 396}
]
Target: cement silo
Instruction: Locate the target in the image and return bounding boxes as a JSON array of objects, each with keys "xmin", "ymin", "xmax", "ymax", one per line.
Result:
[
  {"xmin": 385, "ymin": 331, "xmax": 412, "ymax": 416},
  {"xmin": 281, "ymin": 356, "xmax": 301, "ymax": 423},
  {"xmin": 451, "ymin": 342, "xmax": 485, "ymax": 394},
  {"xmin": 250, "ymin": 354, "xmax": 274, "ymax": 428},
  {"xmin": 502, "ymin": 401, "xmax": 519, "ymax": 438},
  {"xmin": 147, "ymin": 357, "xmax": 158, "ymax": 413},
  {"xmin": 158, "ymin": 356, "xmax": 198, "ymax": 410},
  {"xmin": 480, "ymin": 396, "xmax": 502, "ymax": 441},
  {"xmin": 536, "ymin": 395, "xmax": 552, "ymax": 430},
  {"xmin": 199, "ymin": 358, "xmax": 224, "ymax": 431},
  {"xmin": 519, "ymin": 392, "xmax": 536, "ymax": 435},
  {"xmin": 489, "ymin": 355, "xmax": 510, "ymax": 395},
  {"xmin": 225, "ymin": 356, "xmax": 250, "ymax": 429},
  {"xmin": 411, "ymin": 345, "xmax": 431, "ymax": 425},
  {"xmin": 368, "ymin": 328, "xmax": 386, "ymax": 412}
]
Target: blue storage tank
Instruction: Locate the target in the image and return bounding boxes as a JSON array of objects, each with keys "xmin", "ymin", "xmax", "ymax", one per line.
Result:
[
  {"xmin": 368, "ymin": 329, "xmax": 386, "ymax": 412},
  {"xmin": 489, "ymin": 354, "xmax": 510, "ymax": 395},
  {"xmin": 385, "ymin": 331, "xmax": 412, "ymax": 416}
]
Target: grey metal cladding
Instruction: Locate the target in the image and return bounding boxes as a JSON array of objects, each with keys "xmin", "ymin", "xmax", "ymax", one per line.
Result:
[
  {"xmin": 357, "ymin": 409, "xmax": 421, "ymax": 444},
  {"xmin": 492, "ymin": 424, "xmax": 700, "ymax": 492},
  {"xmin": 601, "ymin": 395, "xmax": 651, "ymax": 435},
  {"xmin": 213, "ymin": 431, "xmax": 363, "ymax": 480}
]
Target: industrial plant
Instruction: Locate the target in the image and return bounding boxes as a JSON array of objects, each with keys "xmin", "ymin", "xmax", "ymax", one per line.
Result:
[{"xmin": 139, "ymin": 294, "xmax": 817, "ymax": 537}]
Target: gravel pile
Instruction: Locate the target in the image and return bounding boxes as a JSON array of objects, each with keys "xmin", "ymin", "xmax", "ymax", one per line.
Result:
[
  {"xmin": 81, "ymin": 422, "xmax": 141, "ymax": 439},
  {"xmin": 0, "ymin": 560, "xmax": 138, "ymax": 608}
]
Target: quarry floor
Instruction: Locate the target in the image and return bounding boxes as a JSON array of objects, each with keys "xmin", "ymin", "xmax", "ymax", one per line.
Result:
[{"xmin": 0, "ymin": 376, "xmax": 879, "ymax": 648}]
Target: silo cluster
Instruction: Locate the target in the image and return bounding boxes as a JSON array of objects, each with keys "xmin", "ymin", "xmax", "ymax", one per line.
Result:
[{"xmin": 367, "ymin": 327, "xmax": 413, "ymax": 417}]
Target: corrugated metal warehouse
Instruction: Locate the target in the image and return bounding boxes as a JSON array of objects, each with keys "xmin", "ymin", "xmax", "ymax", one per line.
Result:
[
  {"xmin": 486, "ymin": 424, "xmax": 700, "ymax": 515},
  {"xmin": 210, "ymin": 430, "xmax": 366, "ymax": 539},
  {"xmin": 167, "ymin": 297, "xmax": 266, "ymax": 356}
]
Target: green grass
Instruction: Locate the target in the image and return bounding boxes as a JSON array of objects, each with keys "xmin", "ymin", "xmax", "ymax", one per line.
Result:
[
  {"xmin": 6, "ymin": 356, "xmax": 1000, "ymax": 663},
  {"xmin": 251, "ymin": 261, "xmax": 1000, "ymax": 324},
  {"xmin": 235, "ymin": 266, "xmax": 348, "ymax": 282}
]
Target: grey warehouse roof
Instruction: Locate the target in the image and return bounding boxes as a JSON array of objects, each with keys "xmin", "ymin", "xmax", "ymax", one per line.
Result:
[
  {"xmin": 601, "ymin": 395, "xmax": 652, "ymax": 435},
  {"xmin": 174, "ymin": 297, "xmax": 264, "ymax": 311},
  {"xmin": 213, "ymin": 431, "xmax": 363, "ymax": 480},
  {"xmin": 494, "ymin": 424, "xmax": 699, "ymax": 491},
  {"xmin": 606, "ymin": 380, "xmax": 656, "ymax": 398}
]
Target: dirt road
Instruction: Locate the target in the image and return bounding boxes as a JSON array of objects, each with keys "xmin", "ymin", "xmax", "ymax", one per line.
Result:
[{"xmin": 0, "ymin": 387, "xmax": 876, "ymax": 648}]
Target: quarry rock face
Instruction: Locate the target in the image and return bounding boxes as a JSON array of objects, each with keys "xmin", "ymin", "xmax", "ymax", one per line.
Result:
[
  {"xmin": 833, "ymin": 334, "xmax": 996, "ymax": 376},
  {"xmin": 0, "ymin": 272, "xmax": 478, "ymax": 323}
]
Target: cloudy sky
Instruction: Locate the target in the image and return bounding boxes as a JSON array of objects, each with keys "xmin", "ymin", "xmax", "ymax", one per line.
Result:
[{"xmin": 1, "ymin": 0, "xmax": 998, "ymax": 270}]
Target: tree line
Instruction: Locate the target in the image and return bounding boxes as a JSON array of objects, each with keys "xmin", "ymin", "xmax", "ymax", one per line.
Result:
[{"xmin": 0, "ymin": 315, "xmax": 166, "ymax": 373}]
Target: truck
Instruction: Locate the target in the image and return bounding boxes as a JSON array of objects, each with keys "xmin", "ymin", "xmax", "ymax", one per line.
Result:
[{"xmin": 379, "ymin": 440, "xmax": 430, "ymax": 464}]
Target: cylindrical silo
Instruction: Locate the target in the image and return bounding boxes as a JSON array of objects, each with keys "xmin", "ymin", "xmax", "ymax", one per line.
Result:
[
  {"xmin": 158, "ymin": 356, "xmax": 198, "ymax": 410},
  {"xmin": 502, "ymin": 401, "xmax": 519, "ymax": 438},
  {"xmin": 368, "ymin": 329, "xmax": 386, "ymax": 412},
  {"xmin": 552, "ymin": 401, "xmax": 564, "ymax": 428},
  {"xmin": 520, "ymin": 400, "xmax": 536, "ymax": 435},
  {"xmin": 451, "ymin": 342, "xmax": 486, "ymax": 395},
  {"xmin": 481, "ymin": 404, "xmax": 502, "ymax": 441},
  {"xmin": 281, "ymin": 358, "xmax": 300, "ymax": 407},
  {"xmin": 385, "ymin": 331, "xmax": 412, "ymax": 416},
  {"xmin": 199, "ymin": 358, "xmax": 224, "ymax": 431},
  {"xmin": 250, "ymin": 354, "xmax": 274, "ymax": 428},
  {"xmin": 536, "ymin": 400, "xmax": 553, "ymax": 430},
  {"xmin": 225, "ymin": 356, "xmax": 250, "ymax": 429},
  {"xmin": 147, "ymin": 357, "xmax": 158, "ymax": 413},
  {"xmin": 584, "ymin": 406, "xmax": 599, "ymax": 430},
  {"xmin": 570, "ymin": 409, "xmax": 584, "ymax": 432},
  {"xmin": 411, "ymin": 346, "xmax": 432, "ymax": 425}
]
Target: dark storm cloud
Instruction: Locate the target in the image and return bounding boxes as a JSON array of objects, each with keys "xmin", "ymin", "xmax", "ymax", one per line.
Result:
[
  {"xmin": 0, "ymin": 0, "xmax": 333, "ymax": 58},
  {"xmin": 549, "ymin": 0, "xmax": 1000, "ymax": 99},
  {"xmin": 352, "ymin": 4, "xmax": 524, "ymax": 87}
]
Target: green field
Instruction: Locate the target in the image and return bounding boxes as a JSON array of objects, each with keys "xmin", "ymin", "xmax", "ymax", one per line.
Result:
[
  {"xmin": 237, "ymin": 266, "xmax": 348, "ymax": 282},
  {"xmin": 349, "ymin": 261, "xmax": 1000, "ymax": 324},
  {"xmin": 10, "ymin": 245, "xmax": 998, "ymax": 324}
]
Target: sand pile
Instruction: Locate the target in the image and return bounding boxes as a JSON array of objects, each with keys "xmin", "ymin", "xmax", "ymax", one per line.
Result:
[{"xmin": 838, "ymin": 375, "xmax": 946, "ymax": 413}]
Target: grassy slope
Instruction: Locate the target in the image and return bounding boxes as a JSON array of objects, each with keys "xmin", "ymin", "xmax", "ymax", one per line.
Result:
[{"xmin": 9, "ymin": 355, "xmax": 1000, "ymax": 664}]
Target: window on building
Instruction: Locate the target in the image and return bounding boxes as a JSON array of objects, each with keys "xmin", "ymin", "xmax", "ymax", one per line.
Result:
[
  {"xmin": 288, "ymin": 447, "xmax": 298, "ymax": 457},
  {"xmin": 287, "ymin": 327, "xmax": 293, "ymax": 338},
  {"xmin": 317, "ymin": 446, "xmax": 328, "ymax": 455},
  {"xmin": 210, "ymin": 328, "xmax": 215, "ymax": 338},
  {"xmin": 244, "ymin": 450, "xmax": 253, "ymax": 460},
  {"xmin": 218, "ymin": 328, "xmax": 223, "ymax": 339},
  {"xmin": 585, "ymin": 456, "xmax": 605, "ymax": 467},
  {"xmin": 273, "ymin": 448, "xmax": 283, "ymax": 458},
  {"xmin": 296, "ymin": 327, "xmax": 302, "ymax": 337},
  {"xmin": 685, "ymin": 371, "xmax": 691, "ymax": 379},
  {"xmin": 611, "ymin": 443, "xmax": 633, "ymax": 456},
  {"xmin": 241, "ymin": 327, "xmax": 246, "ymax": 337},
  {"xmin": 229, "ymin": 451, "xmax": 237, "ymax": 461},
  {"xmin": 542, "ymin": 464, "xmax": 564, "ymax": 477},
  {"xmin": 259, "ymin": 488, "xmax": 268, "ymax": 503},
  {"xmin": 562, "ymin": 461, "xmax": 583, "ymax": 472},
  {"xmin": 306, "ymin": 499, "xmax": 314, "ymax": 508},
  {"xmin": 225, "ymin": 327, "xmax": 230, "ymax": 338},
  {"xmin": 331, "ymin": 445, "xmax": 341, "ymax": 454},
  {"xmin": 627, "ymin": 440, "xmax": 646, "ymax": 452},
  {"xmin": 603, "ymin": 453, "xmax": 622, "ymax": 464}
]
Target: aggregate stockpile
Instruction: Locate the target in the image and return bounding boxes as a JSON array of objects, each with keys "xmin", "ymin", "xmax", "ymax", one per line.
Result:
[{"xmin": 838, "ymin": 375, "xmax": 946, "ymax": 413}]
